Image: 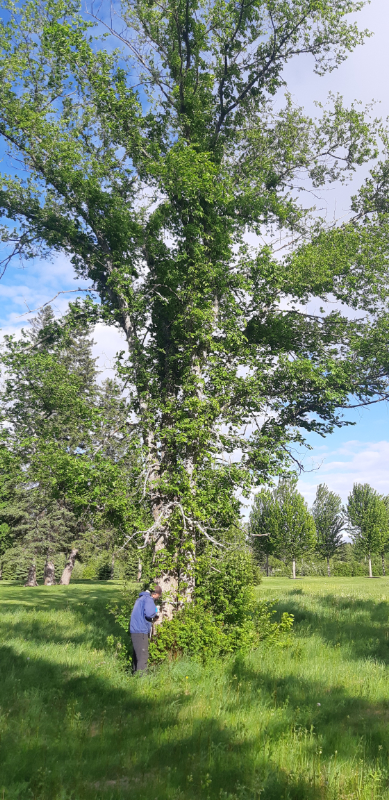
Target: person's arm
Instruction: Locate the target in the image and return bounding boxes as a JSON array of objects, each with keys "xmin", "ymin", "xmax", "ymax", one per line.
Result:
[{"xmin": 144, "ymin": 595, "xmax": 158, "ymax": 621}]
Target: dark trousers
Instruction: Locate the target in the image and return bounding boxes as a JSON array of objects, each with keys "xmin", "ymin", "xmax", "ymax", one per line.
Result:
[{"xmin": 131, "ymin": 633, "xmax": 149, "ymax": 672}]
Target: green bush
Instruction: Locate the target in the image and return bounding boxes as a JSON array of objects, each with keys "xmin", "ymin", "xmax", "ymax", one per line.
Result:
[
  {"xmin": 148, "ymin": 547, "xmax": 291, "ymax": 663},
  {"xmin": 149, "ymin": 599, "xmax": 227, "ymax": 662},
  {"xmin": 148, "ymin": 596, "xmax": 293, "ymax": 663},
  {"xmin": 109, "ymin": 548, "xmax": 293, "ymax": 665},
  {"xmin": 332, "ymin": 561, "xmax": 353, "ymax": 577},
  {"xmin": 267, "ymin": 556, "xmax": 290, "ymax": 577},
  {"xmin": 351, "ymin": 561, "xmax": 368, "ymax": 576}
]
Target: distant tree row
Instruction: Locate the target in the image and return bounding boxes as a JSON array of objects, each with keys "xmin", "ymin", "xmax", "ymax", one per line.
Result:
[{"xmin": 249, "ymin": 480, "xmax": 389, "ymax": 579}]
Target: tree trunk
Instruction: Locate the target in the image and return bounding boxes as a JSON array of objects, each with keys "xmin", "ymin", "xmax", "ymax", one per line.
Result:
[
  {"xmin": 44, "ymin": 559, "xmax": 56, "ymax": 585},
  {"xmin": 111, "ymin": 552, "xmax": 115, "ymax": 580},
  {"xmin": 368, "ymin": 553, "xmax": 373, "ymax": 578},
  {"xmin": 266, "ymin": 553, "xmax": 269, "ymax": 577},
  {"xmin": 25, "ymin": 562, "xmax": 38, "ymax": 587},
  {"xmin": 137, "ymin": 557, "xmax": 142, "ymax": 582},
  {"xmin": 327, "ymin": 556, "xmax": 331, "ymax": 577},
  {"xmin": 0, "ymin": 563, "xmax": 3, "ymax": 581},
  {"xmin": 156, "ymin": 572, "xmax": 179, "ymax": 621},
  {"xmin": 382, "ymin": 552, "xmax": 386, "ymax": 576},
  {"xmin": 292, "ymin": 559, "xmax": 296, "ymax": 579},
  {"xmin": 154, "ymin": 530, "xmax": 180, "ymax": 622},
  {"xmin": 60, "ymin": 549, "xmax": 78, "ymax": 585}
]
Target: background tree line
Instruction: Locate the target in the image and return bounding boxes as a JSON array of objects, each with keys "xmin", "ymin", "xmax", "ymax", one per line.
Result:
[{"xmin": 249, "ymin": 479, "xmax": 389, "ymax": 579}]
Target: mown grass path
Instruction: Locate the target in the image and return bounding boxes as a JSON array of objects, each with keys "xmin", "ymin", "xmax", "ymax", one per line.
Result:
[{"xmin": 1, "ymin": 578, "xmax": 389, "ymax": 799}]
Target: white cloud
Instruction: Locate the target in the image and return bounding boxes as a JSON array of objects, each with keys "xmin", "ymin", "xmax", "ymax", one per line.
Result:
[
  {"xmin": 298, "ymin": 439, "xmax": 389, "ymax": 507},
  {"xmin": 92, "ymin": 324, "xmax": 128, "ymax": 381}
]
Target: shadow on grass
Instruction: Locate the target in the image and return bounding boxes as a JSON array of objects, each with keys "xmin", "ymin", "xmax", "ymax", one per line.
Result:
[
  {"xmin": 273, "ymin": 591, "xmax": 389, "ymax": 664},
  {"xmin": 1, "ymin": 587, "xmax": 389, "ymax": 799},
  {"xmin": 0, "ymin": 636, "xmax": 342, "ymax": 800},
  {"xmin": 0, "ymin": 584, "xmax": 127, "ymax": 650}
]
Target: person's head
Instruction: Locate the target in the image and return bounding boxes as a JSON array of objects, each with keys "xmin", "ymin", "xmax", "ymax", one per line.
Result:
[{"xmin": 151, "ymin": 584, "xmax": 162, "ymax": 600}]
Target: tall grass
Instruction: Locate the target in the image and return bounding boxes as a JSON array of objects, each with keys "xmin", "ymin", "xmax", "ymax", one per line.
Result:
[{"xmin": 1, "ymin": 577, "xmax": 389, "ymax": 798}]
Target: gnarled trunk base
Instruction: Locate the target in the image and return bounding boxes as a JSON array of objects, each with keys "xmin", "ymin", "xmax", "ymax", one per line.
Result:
[
  {"xmin": 60, "ymin": 549, "xmax": 79, "ymax": 585},
  {"xmin": 25, "ymin": 562, "xmax": 38, "ymax": 587},
  {"xmin": 44, "ymin": 559, "xmax": 56, "ymax": 585}
]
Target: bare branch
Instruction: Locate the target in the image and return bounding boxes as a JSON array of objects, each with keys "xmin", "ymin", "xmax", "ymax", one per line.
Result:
[{"xmin": 16, "ymin": 289, "xmax": 92, "ymax": 318}]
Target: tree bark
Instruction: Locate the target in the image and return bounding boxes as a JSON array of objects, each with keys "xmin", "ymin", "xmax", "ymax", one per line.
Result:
[
  {"xmin": 382, "ymin": 553, "xmax": 386, "ymax": 576},
  {"xmin": 137, "ymin": 557, "xmax": 142, "ymax": 582},
  {"xmin": 292, "ymin": 559, "xmax": 296, "ymax": 579},
  {"xmin": 0, "ymin": 563, "xmax": 3, "ymax": 581},
  {"xmin": 266, "ymin": 552, "xmax": 269, "ymax": 577},
  {"xmin": 44, "ymin": 559, "xmax": 56, "ymax": 585},
  {"xmin": 154, "ymin": 533, "xmax": 179, "ymax": 621},
  {"xmin": 327, "ymin": 556, "xmax": 331, "ymax": 577},
  {"xmin": 111, "ymin": 552, "xmax": 115, "ymax": 580},
  {"xmin": 59, "ymin": 549, "xmax": 78, "ymax": 585},
  {"xmin": 368, "ymin": 553, "xmax": 373, "ymax": 578},
  {"xmin": 25, "ymin": 561, "xmax": 38, "ymax": 587}
]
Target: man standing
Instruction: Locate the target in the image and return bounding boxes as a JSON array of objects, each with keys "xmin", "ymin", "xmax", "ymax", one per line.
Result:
[{"xmin": 129, "ymin": 585, "xmax": 162, "ymax": 672}]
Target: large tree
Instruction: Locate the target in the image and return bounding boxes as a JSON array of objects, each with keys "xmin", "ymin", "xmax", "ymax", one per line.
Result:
[
  {"xmin": 312, "ymin": 483, "xmax": 344, "ymax": 576},
  {"xmin": 2, "ymin": 0, "xmax": 389, "ymax": 613}
]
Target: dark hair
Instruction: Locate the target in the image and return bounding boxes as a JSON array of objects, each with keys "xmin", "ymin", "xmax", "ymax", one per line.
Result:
[{"xmin": 152, "ymin": 584, "xmax": 162, "ymax": 596}]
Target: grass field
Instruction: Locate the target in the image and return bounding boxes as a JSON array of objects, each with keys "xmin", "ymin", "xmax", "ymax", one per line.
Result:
[{"xmin": 2, "ymin": 578, "xmax": 389, "ymax": 799}]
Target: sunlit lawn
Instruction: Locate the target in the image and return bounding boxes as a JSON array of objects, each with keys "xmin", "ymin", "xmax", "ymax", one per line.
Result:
[{"xmin": 1, "ymin": 577, "xmax": 389, "ymax": 799}]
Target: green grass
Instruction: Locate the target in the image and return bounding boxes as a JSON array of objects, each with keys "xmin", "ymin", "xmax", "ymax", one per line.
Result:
[{"xmin": 2, "ymin": 578, "xmax": 389, "ymax": 799}]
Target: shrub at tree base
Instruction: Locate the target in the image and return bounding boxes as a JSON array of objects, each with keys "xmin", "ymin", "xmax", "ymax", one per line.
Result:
[
  {"xmin": 149, "ymin": 598, "xmax": 293, "ymax": 663},
  {"xmin": 110, "ymin": 548, "xmax": 293, "ymax": 665}
]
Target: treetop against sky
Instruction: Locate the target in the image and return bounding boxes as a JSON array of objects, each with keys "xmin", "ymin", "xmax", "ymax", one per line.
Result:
[{"xmin": 2, "ymin": 3, "xmax": 385, "ymax": 510}]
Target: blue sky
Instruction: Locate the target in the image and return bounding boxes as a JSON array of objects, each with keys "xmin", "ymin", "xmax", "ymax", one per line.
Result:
[{"xmin": 1, "ymin": 0, "xmax": 389, "ymax": 508}]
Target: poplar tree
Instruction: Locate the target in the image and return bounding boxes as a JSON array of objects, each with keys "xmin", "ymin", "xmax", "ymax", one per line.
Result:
[
  {"xmin": 312, "ymin": 483, "xmax": 344, "ymax": 576},
  {"xmin": 347, "ymin": 484, "xmax": 388, "ymax": 578},
  {"xmin": 273, "ymin": 478, "xmax": 317, "ymax": 579},
  {"xmin": 249, "ymin": 479, "xmax": 316, "ymax": 578},
  {"xmin": 249, "ymin": 489, "xmax": 282, "ymax": 576},
  {"xmin": 2, "ymin": 0, "xmax": 389, "ymax": 612}
]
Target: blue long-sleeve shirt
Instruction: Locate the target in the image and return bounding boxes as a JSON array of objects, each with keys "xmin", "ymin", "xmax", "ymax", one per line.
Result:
[{"xmin": 130, "ymin": 591, "xmax": 158, "ymax": 634}]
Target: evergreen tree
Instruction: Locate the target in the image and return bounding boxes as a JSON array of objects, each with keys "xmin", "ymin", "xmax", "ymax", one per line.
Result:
[
  {"xmin": 347, "ymin": 484, "xmax": 388, "ymax": 578},
  {"xmin": 0, "ymin": 307, "xmax": 146, "ymax": 583},
  {"xmin": 312, "ymin": 484, "xmax": 345, "ymax": 576}
]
